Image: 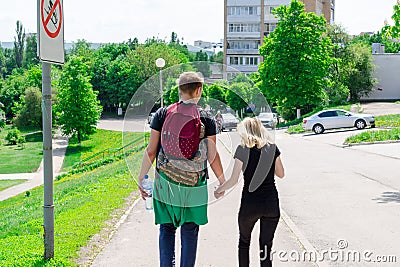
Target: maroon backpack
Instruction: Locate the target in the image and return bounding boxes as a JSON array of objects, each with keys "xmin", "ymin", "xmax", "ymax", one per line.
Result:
[{"xmin": 161, "ymin": 102, "xmax": 202, "ymax": 159}]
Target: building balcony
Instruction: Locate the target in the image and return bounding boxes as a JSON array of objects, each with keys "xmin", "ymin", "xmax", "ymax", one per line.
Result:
[
  {"xmin": 227, "ymin": 16, "xmax": 260, "ymax": 23},
  {"xmin": 226, "ymin": 32, "xmax": 260, "ymax": 39},
  {"xmin": 226, "ymin": 49, "xmax": 260, "ymax": 55},
  {"xmin": 226, "ymin": 64, "xmax": 259, "ymax": 73}
]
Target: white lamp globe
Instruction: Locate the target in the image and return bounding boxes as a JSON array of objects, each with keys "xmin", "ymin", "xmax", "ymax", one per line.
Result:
[{"xmin": 156, "ymin": 58, "xmax": 166, "ymax": 68}]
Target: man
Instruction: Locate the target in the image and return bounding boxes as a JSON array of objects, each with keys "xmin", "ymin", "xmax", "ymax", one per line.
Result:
[{"xmin": 138, "ymin": 71, "xmax": 226, "ymax": 267}]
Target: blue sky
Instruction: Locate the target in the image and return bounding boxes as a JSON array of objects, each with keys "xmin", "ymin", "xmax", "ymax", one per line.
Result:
[{"xmin": 0, "ymin": 0, "xmax": 397, "ymax": 44}]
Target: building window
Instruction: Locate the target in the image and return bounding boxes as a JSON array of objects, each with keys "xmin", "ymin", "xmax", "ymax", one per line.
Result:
[
  {"xmin": 266, "ymin": 6, "xmax": 277, "ymax": 14},
  {"xmin": 227, "ymin": 6, "xmax": 260, "ymax": 16},
  {"xmin": 264, "ymin": 23, "xmax": 277, "ymax": 36},
  {"xmin": 229, "ymin": 56, "xmax": 260, "ymax": 66},
  {"xmin": 227, "ymin": 41, "xmax": 259, "ymax": 50},
  {"xmin": 228, "ymin": 23, "xmax": 260, "ymax": 33},
  {"xmin": 230, "ymin": 57, "xmax": 239, "ymax": 65}
]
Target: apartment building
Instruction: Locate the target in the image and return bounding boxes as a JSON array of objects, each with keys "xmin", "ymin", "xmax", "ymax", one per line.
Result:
[{"xmin": 224, "ymin": 0, "xmax": 335, "ymax": 76}]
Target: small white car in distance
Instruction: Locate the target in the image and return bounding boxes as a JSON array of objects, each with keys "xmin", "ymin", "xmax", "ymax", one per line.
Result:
[
  {"xmin": 302, "ymin": 109, "xmax": 375, "ymax": 134},
  {"xmin": 256, "ymin": 112, "xmax": 278, "ymax": 129}
]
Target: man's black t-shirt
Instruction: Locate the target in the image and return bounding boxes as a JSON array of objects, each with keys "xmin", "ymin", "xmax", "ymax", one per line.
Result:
[{"xmin": 234, "ymin": 144, "xmax": 281, "ymax": 200}]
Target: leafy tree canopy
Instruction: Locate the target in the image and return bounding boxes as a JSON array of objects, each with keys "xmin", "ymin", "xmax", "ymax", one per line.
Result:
[{"xmin": 258, "ymin": 0, "xmax": 334, "ymax": 120}]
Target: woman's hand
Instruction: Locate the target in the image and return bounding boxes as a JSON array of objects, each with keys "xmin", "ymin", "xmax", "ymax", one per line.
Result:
[{"xmin": 214, "ymin": 184, "xmax": 225, "ymax": 199}]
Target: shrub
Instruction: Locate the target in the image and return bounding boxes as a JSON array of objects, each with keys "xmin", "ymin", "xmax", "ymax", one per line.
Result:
[
  {"xmin": 0, "ymin": 110, "xmax": 5, "ymax": 129},
  {"xmin": 5, "ymin": 129, "xmax": 24, "ymax": 145}
]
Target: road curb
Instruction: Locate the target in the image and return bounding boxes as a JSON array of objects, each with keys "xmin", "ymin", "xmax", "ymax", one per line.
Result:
[
  {"xmin": 280, "ymin": 210, "xmax": 329, "ymax": 267},
  {"xmin": 343, "ymin": 139, "xmax": 400, "ymax": 147}
]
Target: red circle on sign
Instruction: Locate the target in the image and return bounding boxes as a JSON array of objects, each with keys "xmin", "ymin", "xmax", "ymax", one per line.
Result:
[{"xmin": 41, "ymin": 0, "xmax": 63, "ymax": 39}]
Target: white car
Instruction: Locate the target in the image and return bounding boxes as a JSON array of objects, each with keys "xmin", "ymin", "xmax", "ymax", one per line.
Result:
[
  {"xmin": 302, "ymin": 109, "xmax": 375, "ymax": 134},
  {"xmin": 221, "ymin": 113, "xmax": 239, "ymax": 131},
  {"xmin": 256, "ymin": 112, "xmax": 278, "ymax": 129}
]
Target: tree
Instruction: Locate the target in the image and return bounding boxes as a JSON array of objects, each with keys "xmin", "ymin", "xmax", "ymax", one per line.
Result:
[
  {"xmin": 327, "ymin": 25, "xmax": 376, "ymax": 103},
  {"xmin": 225, "ymin": 82, "xmax": 250, "ymax": 114},
  {"xmin": 55, "ymin": 56, "xmax": 102, "ymax": 144},
  {"xmin": 168, "ymin": 85, "xmax": 179, "ymax": 105},
  {"xmin": 69, "ymin": 39, "xmax": 93, "ymax": 62},
  {"xmin": 344, "ymin": 43, "xmax": 376, "ymax": 101},
  {"xmin": 0, "ymin": 66, "xmax": 41, "ymax": 118},
  {"xmin": 0, "ymin": 102, "xmax": 5, "ymax": 129},
  {"xmin": 208, "ymin": 83, "xmax": 227, "ymax": 111},
  {"xmin": 23, "ymin": 34, "xmax": 39, "ymax": 68},
  {"xmin": 104, "ymin": 54, "xmax": 136, "ymax": 107},
  {"xmin": 13, "ymin": 87, "xmax": 42, "ymax": 128},
  {"xmin": 127, "ymin": 43, "xmax": 188, "ymax": 107},
  {"xmin": 352, "ymin": 30, "xmax": 400, "ymax": 53},
  {"xmin": 13, "ymin": 21, "xmax": 25, "ymax": 68},
  {"xmin": 0, "ymin": 48, "xmax": 6, "ymax": 77},
  {"xmin": 193, "ymin": 50, "xmax": 210, "ymax": 77},
  {"xmin": 91, "ymin": 43, "xmax": 131, "ymax": 108},
  {"xmin": 381, "ymin": 0, "xmax": 400, "ymax": 39},
  {"xmin": 258, "ymin": 0, "xmax": 333, "ymax": 120},
  {"xmin": 126, "ymin": 38, "xmax": 139, "ymax": 50},
  {"xmin": 3, "ymin": 48, "xmax": 17, "ymax": 76},
  {"xmin": 326, "ymin": 24, "xmax": 351, "ymax": 104},
  {"xmin": 129, "ymin": 42, "xmax": 188, "ymax": 85},
  {"xmin": 170, "ymin": 32, "xmax": 178, "ymax": 44},
  {"xmin": 210, "ymin": 51, "xmax": 224, "ymax": 64},
  {"xmin": 208, "ymin": 84, "xmax": 226, "ymax": 104}
]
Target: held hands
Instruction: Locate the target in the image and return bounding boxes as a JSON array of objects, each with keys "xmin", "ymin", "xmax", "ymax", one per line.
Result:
[{"xmin": 214, "ymin": 184, "xmax": 225, "ymax": 199}]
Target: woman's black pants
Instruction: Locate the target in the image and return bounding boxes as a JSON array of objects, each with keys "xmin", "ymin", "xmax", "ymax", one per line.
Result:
[{"xmin": 238, "ymin": 196, "xmax": 280, "ymax": 267}]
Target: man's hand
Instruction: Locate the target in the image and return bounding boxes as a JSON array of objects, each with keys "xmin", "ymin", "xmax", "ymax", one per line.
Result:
[
  {"xmin": 139, "ymin": 186, "xmax": 149, "ymax": 200},
  {"xmin": 138, "ymin": 179, "xmax": 148, "ymax": 200}
]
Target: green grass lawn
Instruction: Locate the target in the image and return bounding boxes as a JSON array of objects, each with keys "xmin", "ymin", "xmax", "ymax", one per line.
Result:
[
  {"xmin": 375, "ymin": 114, "xmax": 400, "ymax": 128},
  {"xmin": 62, "ymin": 129, "xmax": 144, "ymax": 172},
  {"xmin": 0, "ymin": 151, "xmax": 143, "ymax": 266},
  {"xmin": 0, "ymin": 126, "xmax": 43, "ymax": 174},
  {"xmin": 0, "ymin": 179, "xmax": 27, "ymax": 191},
  {"xmin": 345, "ymin": 128, "xmax": 400, "ymax": 144}
]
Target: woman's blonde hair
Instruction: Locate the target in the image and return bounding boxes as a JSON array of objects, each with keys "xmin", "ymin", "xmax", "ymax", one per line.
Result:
[{"xmin": 238, "ymin": 117, "xmax": 272, "ymax": 149}]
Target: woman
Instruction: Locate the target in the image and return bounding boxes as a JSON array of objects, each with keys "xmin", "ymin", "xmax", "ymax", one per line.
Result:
[{"xmin": 215, "ymin": 117, "xmax": 284, "ymax": 267}]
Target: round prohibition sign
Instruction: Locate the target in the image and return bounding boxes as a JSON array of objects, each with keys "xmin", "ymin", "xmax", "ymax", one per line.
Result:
[{"xmin": 41, "ymin": 0, "xmax": 63, "ymax": 38}]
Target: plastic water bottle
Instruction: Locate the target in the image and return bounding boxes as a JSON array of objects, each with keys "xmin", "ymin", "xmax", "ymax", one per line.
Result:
[{"xmin": 142, "ymin": 175, "xmax": 153, "ymax": 211}]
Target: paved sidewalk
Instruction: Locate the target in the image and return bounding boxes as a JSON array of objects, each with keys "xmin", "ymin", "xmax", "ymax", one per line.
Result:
[
  {"xmin": 91, "ymin": 133, "xmax": 317, "ymax": 267},
  {"xmin": 0, "ymin": 131, "xmax": 68, "ymax": 202}
]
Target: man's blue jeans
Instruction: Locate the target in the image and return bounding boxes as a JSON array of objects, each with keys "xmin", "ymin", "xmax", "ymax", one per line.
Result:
[{"xmin": 159, "ymin": 222, "xmax": 199, "ymax": 267}]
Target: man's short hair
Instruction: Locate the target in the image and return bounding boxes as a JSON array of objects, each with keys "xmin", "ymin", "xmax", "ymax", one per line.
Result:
[{"xmin": 177, "ymin": 72, "xmax": 204, "ymax": 94}]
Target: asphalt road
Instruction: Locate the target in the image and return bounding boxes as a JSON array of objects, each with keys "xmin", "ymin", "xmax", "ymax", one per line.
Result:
[{"xmin": 275, "ymin": 129, "xmax": 400, "ymax": 266}]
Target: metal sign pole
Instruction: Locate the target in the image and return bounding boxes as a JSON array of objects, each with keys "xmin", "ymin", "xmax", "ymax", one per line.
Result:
[
  {"xmin": 42, "ymin": 62, "xmax": 54, "ymax": 259},
  {"xmin": 160, "ymin": 69, "xmax": 164, "ymax": 108},
  {"xmin": 38, "ymin": 0, "xmax": 63, "ymax": 259}
]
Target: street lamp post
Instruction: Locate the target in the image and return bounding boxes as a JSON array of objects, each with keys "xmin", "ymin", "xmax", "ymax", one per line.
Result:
[{"xmin": 156, "ymin": 58, "xmax": 166, "ymax": 108}]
